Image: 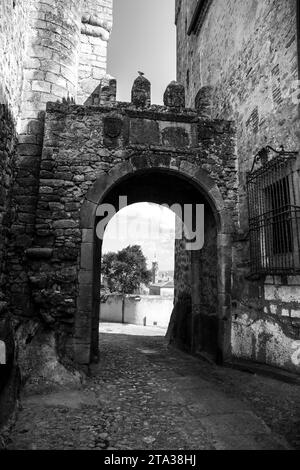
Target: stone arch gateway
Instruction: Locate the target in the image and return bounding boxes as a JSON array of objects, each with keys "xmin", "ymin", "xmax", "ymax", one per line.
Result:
[
  {"xmin": 77, "ymin": 159, "xmax": 234, "ymax": 365},
  {"xmin": 28, "ymin": 98, "xmax": 237, "ymax": 368}
]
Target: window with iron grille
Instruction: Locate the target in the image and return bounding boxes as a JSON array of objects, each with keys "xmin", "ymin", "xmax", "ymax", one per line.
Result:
[{"xmin": 247, "ymin": 148, "xmax": 300, "ymax": 277}]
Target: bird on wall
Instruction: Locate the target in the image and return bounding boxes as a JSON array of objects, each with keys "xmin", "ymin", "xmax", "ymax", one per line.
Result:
[{"xmin": 138, "ymin": 71, "xmax": 145, "ymax": 76}]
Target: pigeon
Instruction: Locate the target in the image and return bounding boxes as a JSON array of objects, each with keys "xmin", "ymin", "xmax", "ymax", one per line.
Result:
[{"xmin": 138, "ymin": 71, "xmax": 145, "ymax": 76}]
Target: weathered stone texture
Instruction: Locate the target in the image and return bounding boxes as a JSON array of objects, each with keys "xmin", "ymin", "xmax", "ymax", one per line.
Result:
[
  {"xmin": 177, "ymin": 0, "xmax": 299, "ymax": 210},
  {"xmin": 78, "ymin": 0, "xmax": 113, "ymax": 104},
  {"xmin": 0, "ymin": 0, "xmax": 25, "ymax": 416},
  {"xmin": 0, "ymin": 105, "xmax": 19, "ymax": 429},
  {"xmin": 164, "ymin": 81, "xmax": 185, "ymax": 109},
  {"xmin": 0, "ymin": 0, "xmax": 29, "ymax": 283},
  {"xmin": 84, "ymin": 75, "xmax": 117, "ymax": 106},
  {"xmin": 26, "ymin": 100, "xmax": 236, "ymax": 363},
  {"xmin": 0, "ymin": 0, "xmax": 113, "ymax": 429},
  {"xmin": 9, "ymin": 0, "xmax": 83, "ymax": 321},
  {"xmin": 131, "ymin": 75, "xmax": 151, "ymax": 108},
  {"xmin": 0, "ymin": 107, "xmax": 17, "ymax": 301},
  {"xmin": 0, "ymin": 0, "xmax": 30, "ymax": 118},
  {"xmin": 176, "ymin": 0, "xmax": 300, "ymax": 371},
  {"xmin": 17, "ymin": 0, "xmax": 82, "ymax": 167},
  {"xmin": 0, "ymin": 1, "xmax": 300, "ymax": 429}
]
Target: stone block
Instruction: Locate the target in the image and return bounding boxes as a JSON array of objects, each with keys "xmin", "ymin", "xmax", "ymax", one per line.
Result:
[
  {"xmin": 163, "ymin": 81, "xmax": 185, "ymax": 108},
  {"xmin": 80, "ymin": 243, "xmax": 93, "ymax": 270},
  {"xmin": 80, "ymin": 200, "xmax": 97, "ymax": 229},
  {"xmin": 82, "ymin": 229, "xmax": 94, "ymax": 244},
  {"xmin": 18, "ymin": 143, "xmax": 41, "ymax": 157},
  {"xmin": 32, "ymin": 81, "xmax": 51, "ymax": 93},
  {"xmin": 85, "ymin": 174, "xmax": 113, "ymax": 204},
  {"xmin": 53, "ymin": 220, "xmax": 77, "ymax": 229},
  {"xmin": 129, "ymin": 119, "xmax": 159, "ymax": 145},
  {"xmin": 74, "ymin": 342, "xmax": 91, "ymax": 365},
  {"xmin": 108, "ymin": 161, "xmax": 133, "ymax": 182},
  {"xmin": 291, "ymin": 310, "xmax": 300, "ymax": 319},
  {"xmin": 161, "ymin": 126, "xmax": 190, "ymax": 148},
  {"xmin": 26, "ymin": 248, "xmax": 53, "ymax": 259},
  {"xmin": 77, "ymin": 288, "xmax": 93, "ymax": 310},
  {"xmin": 78, "ymin": 270, "xmax": 93, "ymax": 286},
  {"xmin": 287, "ymin": 276, "xmax": 300, "ymax": 286},
  {"xmin": 131, "ymin": 74, "xmax": 151, "ymax": 107}
]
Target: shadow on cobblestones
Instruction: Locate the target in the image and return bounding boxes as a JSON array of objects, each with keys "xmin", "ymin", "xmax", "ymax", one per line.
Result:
[{"xmin": 5, "ymin": 324, "xmax": 300, "ymax": 450}]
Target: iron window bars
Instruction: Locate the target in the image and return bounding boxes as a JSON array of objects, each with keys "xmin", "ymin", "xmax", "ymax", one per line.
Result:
[{"xmin": 247, "ymin": 146, "xmax": 300, "ymax": 277}]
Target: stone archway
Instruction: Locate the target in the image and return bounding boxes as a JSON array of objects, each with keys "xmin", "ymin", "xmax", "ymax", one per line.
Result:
[{"xmin": 75, "ymin": 157, "xmax": 233, "ymax": 365}]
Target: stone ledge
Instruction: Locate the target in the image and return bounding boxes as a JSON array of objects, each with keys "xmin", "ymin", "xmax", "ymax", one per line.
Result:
[
  {"xmin": 45, "ymin": 101, "xmax": 236, "ymax": 131},
  {"xmin": 226, "ymin": 359, "xmax": 300, "ymax": 385},
  {"xmin": 25, "ymin": 248, "xmax": 53, "ymax": 260},
  {"xmin": 45, "ymin": 101, "xmax": 200, "ymax": 120}
]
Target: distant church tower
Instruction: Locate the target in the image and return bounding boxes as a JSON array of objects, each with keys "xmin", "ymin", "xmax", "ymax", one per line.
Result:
[{"xmin": 152, "ymin": 255, "xmax": 159, "ymax": 284}]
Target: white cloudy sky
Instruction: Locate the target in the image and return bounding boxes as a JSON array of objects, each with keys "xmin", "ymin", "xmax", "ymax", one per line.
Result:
[
  {"xmin": 108, "ymin": 0, "xmax": 176, "ymax": 104},
  {"xmin": 104, "ymin": 1, "xmax": 177, "ymax": 269},
  {"xmin": 102, "ymin": 203, "xmax": 176, "ymax": 271}
]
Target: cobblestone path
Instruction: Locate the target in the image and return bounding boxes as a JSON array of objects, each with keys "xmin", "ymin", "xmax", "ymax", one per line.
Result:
[{"xmin": 6, "ymin": 324, "xmax": 300, "ymax": 450}]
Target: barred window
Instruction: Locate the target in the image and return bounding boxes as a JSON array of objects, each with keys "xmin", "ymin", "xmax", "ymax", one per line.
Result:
[{"xmin": 247, "ymin": 148, "xmax": 300, "ymax": 276}]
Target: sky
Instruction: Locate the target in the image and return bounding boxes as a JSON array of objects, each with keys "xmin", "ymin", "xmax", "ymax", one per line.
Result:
[
  {"xmin": 102, "ymin": 203, "xmax": 176, "ymax": 271},
  {"xmin": 104, "ymin": 0, "xmax": 177, "ymax": 271},
  {"xmin": 107, "ymin": 0, "xmax": 176, "ymax": 105}
]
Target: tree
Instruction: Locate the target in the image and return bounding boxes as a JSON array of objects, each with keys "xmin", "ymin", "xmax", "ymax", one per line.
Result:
[
  {"xmin": 102, "ymin": 246, "xmax": 152, "ymax": 323},
  {"xmin": 102, "ymin": 245, "xmax": 152, "ymax": 294}
]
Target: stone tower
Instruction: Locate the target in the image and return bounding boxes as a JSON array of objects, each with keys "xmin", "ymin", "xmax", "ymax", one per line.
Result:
[
  {"xmin": 0, "ymin": 0, "xmax": 114, "ymax": 413},
  {"xmin": 2, "ymin": 0, "xmax": 114, "ymax": 319},
  {"xmin": 152, "ymin": 259, "xmax": 159, "ymax": 284}
]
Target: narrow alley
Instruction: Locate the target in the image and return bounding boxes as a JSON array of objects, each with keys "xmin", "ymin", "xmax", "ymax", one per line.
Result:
[{"xmin": 5, "ymin": 324, "xmax": 300, "ymax": 451}]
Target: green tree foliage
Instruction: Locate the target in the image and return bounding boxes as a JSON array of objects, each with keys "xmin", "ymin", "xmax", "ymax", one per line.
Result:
[{"xmin": 102, "ymin": 245, "xmax": 152, "ymax": 295}]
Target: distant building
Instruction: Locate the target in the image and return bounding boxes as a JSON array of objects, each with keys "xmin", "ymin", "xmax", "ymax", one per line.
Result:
[
  {"xmin": 157, "ymin": 271, "xmax": 174, "ymax": 283},
  {"xmin": 149, "ymin": 281, "xmax": 174, "ymax": 298},
  {"xmin": 151, "ymin": 260, "xmax": 159, "ymax": 284},
  {"xmin": 150, "ymin": 257, "xmax": 174, "ymax": 296}
]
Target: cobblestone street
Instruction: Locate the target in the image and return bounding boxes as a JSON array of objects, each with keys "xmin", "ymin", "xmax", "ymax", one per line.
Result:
[{"xmin": 5, "ymin": 324, "xmax": 300, "ymax": 450}]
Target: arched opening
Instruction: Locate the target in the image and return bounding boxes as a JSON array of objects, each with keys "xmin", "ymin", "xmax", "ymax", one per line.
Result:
[
  {"xmin": 76, "ymin": 160, "xmax": 233, "ymax": 366},
  {"xmin": 99, "ymin": 202, "xmax": 175, "ymax": 334}
]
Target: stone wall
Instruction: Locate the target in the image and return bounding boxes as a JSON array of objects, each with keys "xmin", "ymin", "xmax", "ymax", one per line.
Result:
[
  {"xmin": 0, "ymin": 105, "xmax": 20, "ymax": 432},
  {"xmin": 100, "ymin": 295, "xmax": 173, "ymax": 328},
  {"xmin": 0, "ymin": 107, "xmax": 17, "ymax": 311},
  {"xmin": 78, "ymin": 0, "xmax": 113, "ymax": 104},
  {"xmin": 176, "ymin": 0, "xmax": 300, "ymax": 371},
  {"xmin": 1, "ymin": 0, "xmax": 112, "ymax": 323},
  {"xmin": 0, "ymin": 0, "xmax": 29, "ymax": 289},
  {"xmin": 177, "ymin": 0, "xmax": 298, "ymax": 207},
  {"xmin": 0, "ymin": 0, "xmax": 111, "ymax": 427},
  {"xmin": 0, "ymin": 0, "xmax": 30, "ymax": 118},
  {"xmin": 26, "ymin": 97, "xmax": 236, "ymax": 364},
  {"xmin": 9, "ymin": 0, "xmax": 82, "ymax": 322},
  {"xmin": 0, "ymin": 0, "xmax": 31, "ymax": 429}
]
